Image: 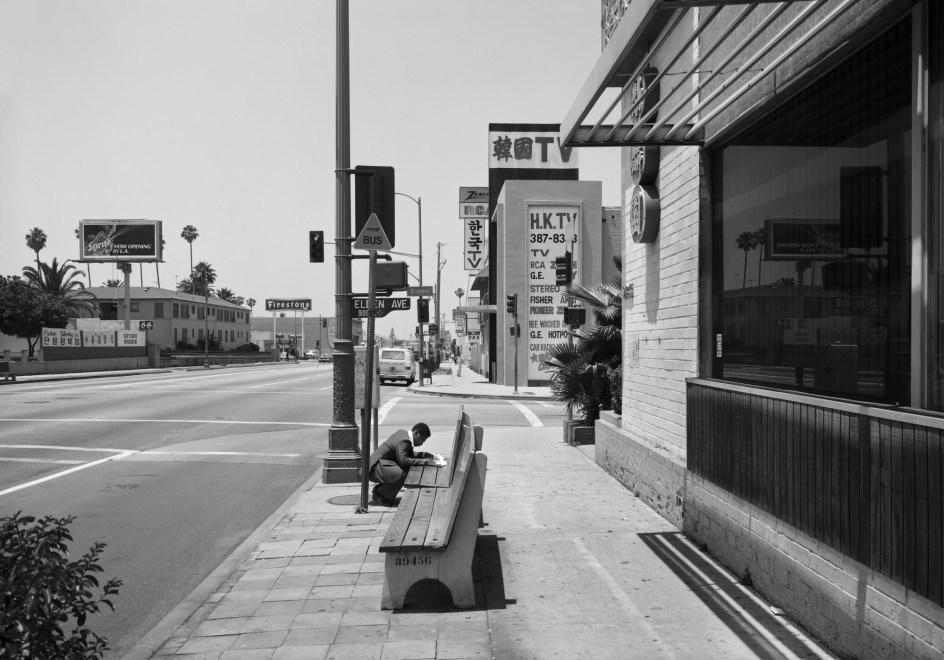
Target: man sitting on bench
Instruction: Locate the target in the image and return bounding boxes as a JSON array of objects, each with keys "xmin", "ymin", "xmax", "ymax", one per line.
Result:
[{"xmin": 369, "ymin": 422, "xmax": 435, "ymax": 506}]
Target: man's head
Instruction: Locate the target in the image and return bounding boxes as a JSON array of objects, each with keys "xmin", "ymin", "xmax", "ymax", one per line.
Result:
[{"xmin": 411, "ymin": 422, "xmax": 431, "ymax": 447}]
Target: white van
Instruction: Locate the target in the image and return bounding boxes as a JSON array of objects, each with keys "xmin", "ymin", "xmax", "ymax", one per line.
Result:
[{"xmin": 379, "ymin": 348, "xmax": 416, "ymax": 385}]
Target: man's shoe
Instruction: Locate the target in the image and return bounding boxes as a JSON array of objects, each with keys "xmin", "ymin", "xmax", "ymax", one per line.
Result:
[{"xmin": 370, "ymin": 496, "xmax": 396, "ymax": 507}]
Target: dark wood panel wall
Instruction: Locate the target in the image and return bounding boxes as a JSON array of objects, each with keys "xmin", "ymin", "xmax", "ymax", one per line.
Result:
[{"xmin": 688, "ymin": 381, "xmax": 944, "ymax": 608}]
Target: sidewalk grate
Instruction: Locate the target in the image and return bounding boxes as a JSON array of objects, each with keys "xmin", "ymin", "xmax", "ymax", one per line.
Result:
[{"xmin": 328, "ymin": 494, "xmax": 362, "ymax": 505}]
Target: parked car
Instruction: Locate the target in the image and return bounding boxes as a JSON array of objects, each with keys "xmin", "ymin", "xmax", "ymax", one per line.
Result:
[
  {"xmin": 379, "ymin": 348, "xmax": 415, "ymax": 385},
  {"xmin": 318, "ymin": 352, "xmax": 332, "ymax": 363},
  {"xmin": 304, "ymin": 349, "xmax": 320, "ymax": 360}
]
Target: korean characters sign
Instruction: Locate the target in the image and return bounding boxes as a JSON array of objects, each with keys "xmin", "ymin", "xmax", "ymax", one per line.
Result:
[
  {"xmin": 464, "ymin": 218, "xmax": 486, "ymax": 271},
  {"xmin": 526, "ymin": 205, "xmax": 579, "ymax": 381},
  {"xmin": 42, "ymin": 328, "xmax": 81, "ymax": 348},
  {"xmin": 265, "ymin": 299, "xmax": 312, "ymax": 312},
  {"xmin": 118, "ymin": 330, "xmax": 146, "ymax": 347},
  {"xmin": 79, "ymin": 220, "xmax": 163, "ymax": 262},
  {"xmin": 488, "ymin": 130, "xmax": 578, "ymax": 170},
  {"xmin": 81, "ymin": 330, "xmax": 117, "ymax": 348}
]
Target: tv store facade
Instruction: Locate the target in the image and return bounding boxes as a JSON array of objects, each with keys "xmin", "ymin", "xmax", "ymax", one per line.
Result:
[{"xmin": 564, "ymin": 1, "xmax": 944, "ymax": 657}]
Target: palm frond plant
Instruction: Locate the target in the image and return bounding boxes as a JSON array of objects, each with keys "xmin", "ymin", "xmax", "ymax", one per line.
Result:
[
  {"xmin": 544, "ymin": 257, "xmax": 623, "ymax": 424},
  {"xmin": 22, "ymin": 258, "xmax": 99, "ymax": 318}
]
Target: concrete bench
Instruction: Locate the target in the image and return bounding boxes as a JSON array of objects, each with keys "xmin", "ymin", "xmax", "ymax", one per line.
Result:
[
  {"xmin": 378, "ymin": 411, "xmax": 486, "ymax": 609},
  {"xmin": 0, "ymin": 362, "xmax": 15, "ymax": 382}
]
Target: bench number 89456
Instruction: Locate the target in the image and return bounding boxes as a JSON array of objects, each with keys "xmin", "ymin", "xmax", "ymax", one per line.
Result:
[{"xmin": 394, "ymin": 555, "xmax": 432, "ymax": 567}]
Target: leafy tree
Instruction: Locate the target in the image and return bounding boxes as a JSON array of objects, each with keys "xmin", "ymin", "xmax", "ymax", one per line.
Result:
[
  {"xmin": 104, "ymin": 279, "xmax": 122, "ymax": 288},
  {"xmin": 246, "ymin": 298, "xmax": 256, "ymax": 315},
  {"xmin": 0, "ymin": 512, "xmax": 121, "ymax": 659},
  {"xmin": 22, "ymin": 258, "xmax": 98, "ymax": 317},
  {"xmin": 180, "ymin": 225, "xmax": 199, "ymax": 293},
  {"xmin": 0, "ymin": 275, "xmax": 69, "ymax": 357},
  {"xmin": 25, "ymin": 228, "xmax": 47, "ymax": 272}
]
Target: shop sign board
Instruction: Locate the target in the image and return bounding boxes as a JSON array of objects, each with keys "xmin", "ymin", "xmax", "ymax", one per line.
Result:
[
  {"xmin": 526, "ymin": 205, "xmax": 578, "ymax": 381},
  {"xmin": 79, "ymin": 220, "xmax": 163, "ymax": 262},
  {"xmin": 459, "ymin": 187, "xmax": 489, "ymax": 219},
  {"xmin": 488, "ymin": 130, "xmax": 578, "ymax": 170},
  {"xmin": 42, "ymin": 328, "xmax": 81, "ymax": 348},
  {"xmin": 464, "ymin": 218, "xmax": 486, "ymax": 270}
]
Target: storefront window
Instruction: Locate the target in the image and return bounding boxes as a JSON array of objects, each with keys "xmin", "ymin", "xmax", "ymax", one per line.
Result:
[
  {"xmin": 930, "ymin": 0, "xmax": 944, "ymax": 410},
  {"xmin": 712, "ymin": 20, "xmax": 912, "ymax": 403}
]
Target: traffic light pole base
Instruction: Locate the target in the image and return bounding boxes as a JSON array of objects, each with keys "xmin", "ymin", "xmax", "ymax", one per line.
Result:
[{"xmin": 322, "ymin": 426, "xmax": 361, "ymax": 484}]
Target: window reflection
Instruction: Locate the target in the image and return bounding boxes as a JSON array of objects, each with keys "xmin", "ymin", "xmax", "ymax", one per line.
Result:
[{"xmin": 713, "ymin": 20, "xmax": 911, "ymax": 403}]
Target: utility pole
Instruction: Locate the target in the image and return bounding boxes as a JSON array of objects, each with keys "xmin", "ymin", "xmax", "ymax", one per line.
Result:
[
  {"xmin": 323, "ymin": 0, "xmax": 359, "ymax": 484},
  {"xmin": 435, "ymin": 242, "xmax": 446, "ymax": 363}
]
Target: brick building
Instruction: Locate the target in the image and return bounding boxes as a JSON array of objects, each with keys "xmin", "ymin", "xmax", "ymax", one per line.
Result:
[{"xmin": 562, "ymin": 1, "xmax": 944, "ymax": 658}]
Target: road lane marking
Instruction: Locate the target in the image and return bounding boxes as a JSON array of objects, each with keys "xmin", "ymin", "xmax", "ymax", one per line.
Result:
[
  {"xmin": 540, "ymin": 402, "xmax": 555, "ymax": 408},
  {"xmin": 377, "ymin": 397, "xmax": 402, "ymax": 425},
  {"xmin": 0, "ymin": 418, "xmax": 331, "ymax": 427},
  {"xmin": 0, "ymin": 450, "xmax": 137, "ymax": 497},
  {"xmin": 252, "ymin": 378, "xmax": 310, "ymax": 388},
  {"xmin": 138, "ymin": 450, "xmax": 300, "ymax": 458},
  {"xmin": 0, "ymin": 457, "xmax": 84, "ymax": 465},
  {"xmin": 0, "ymin": 444, "xmax": 130, "ymax": 452},
  {"xmin": 511, "ymin": 401, "xmax": 543, "ymax": 427}
]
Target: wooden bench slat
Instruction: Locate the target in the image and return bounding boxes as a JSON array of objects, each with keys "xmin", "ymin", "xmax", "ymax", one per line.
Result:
[
  {"xmin": 401, "ymin": 487, "xmax": 437, "ymax": 548},
  {"xmin": 380, "ymin": 488, "xmax": 421, "ymax": 548}
]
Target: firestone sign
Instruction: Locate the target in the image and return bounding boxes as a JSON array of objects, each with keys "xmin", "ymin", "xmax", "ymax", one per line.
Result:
[{"xmin": 265, "ymin": 299, "xmax": 312, "ymax": 312}]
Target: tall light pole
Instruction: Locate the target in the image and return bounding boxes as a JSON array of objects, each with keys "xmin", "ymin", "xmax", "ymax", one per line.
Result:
[
  {"xmin": 395, "ymin": 192, "xmax": 425, "ymax": 359},
  {"xmin": 323, "ymin": 0, "xmax": 359, "ymax": 484}
]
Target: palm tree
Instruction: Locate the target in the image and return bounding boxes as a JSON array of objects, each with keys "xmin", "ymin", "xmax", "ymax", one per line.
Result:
[
  {"xmin": 753, "ymin": 226, "xmax": 767, "ymax": 287},
  {"xmin": 105, "ymin": 279, "xmax": 122, "ymax": 287},
  {"xmin": 191, "ymin": 261, "xmax": 217, "ymax": 296},
  {"xmin": 216, "ymin": 287, "xmax": 236, "ymax": 302},
  {"xmin": 736, "ymin": 231, "xmax": 758, "ymax": 289},
  {"xmin": 25, "ymin": 227, "xmax": 47, "ymax": 272},
  {"xmin": 181, "ymin": 225, "xmax": 199, "ymax": 293},
  {"xmin": 22, "ymin": 258, "xmax": 98, "ymax": 317},
  {"xmin": 246, "ymin": 298, "xmax": 256, "ymax": 316},
  {"xmin": 544, "ymin": 258, "xmax": 623, "ymax": 423},
  {"xmin": 177, "ymin": 277, "xmax": 194, "ymax": 294}
]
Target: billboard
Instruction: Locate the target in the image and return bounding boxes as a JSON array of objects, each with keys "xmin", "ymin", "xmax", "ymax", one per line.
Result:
[
  {"xmin": 459, "ymin": 187, "xmax": 489, "ymax": 219},
  {"xmin": 79, "ymin": 220, "xmax": 163, "ymax": 262}
]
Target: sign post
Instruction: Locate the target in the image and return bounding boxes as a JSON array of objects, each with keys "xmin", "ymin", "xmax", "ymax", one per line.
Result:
[{"xmin": 353, "ymin": 212, "xmax": 392, "ymax": 512}]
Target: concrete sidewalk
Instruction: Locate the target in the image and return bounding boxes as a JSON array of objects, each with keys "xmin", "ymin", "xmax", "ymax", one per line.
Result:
[
  {"xmin": 409, "ymin": 361, "xmax": 553, "ymax": 401},
  {"xmin": 134, "ymin": 381, "xmax": 835, "ymax": 659}
]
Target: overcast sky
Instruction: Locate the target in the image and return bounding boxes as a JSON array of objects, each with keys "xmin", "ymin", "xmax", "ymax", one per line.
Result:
[{"xmin": 0, "ymin": 1, "xmax": 620, "ymax": 340}]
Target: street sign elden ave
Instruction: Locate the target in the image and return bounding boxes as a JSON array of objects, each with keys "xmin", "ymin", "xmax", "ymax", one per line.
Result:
[
  {"xmin": 406, "ymin": 286, "xmax": 434, "ymax": 297},
  {"xmin": 351, "ymin": 297, "xmax": 412, "ymax": 318},
  {"xmin": 353, "ymin": 213, "xmax": 392, "ymax": 251}
]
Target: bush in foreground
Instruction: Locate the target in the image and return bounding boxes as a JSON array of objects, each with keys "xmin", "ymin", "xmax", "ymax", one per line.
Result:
[{"xmin": 0, "ymin": 513, "xmax": 121, "ymax": 659}]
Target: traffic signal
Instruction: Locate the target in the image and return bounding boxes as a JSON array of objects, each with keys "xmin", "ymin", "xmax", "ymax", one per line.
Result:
[
  {"xmin": 505, "ymin": 293, "xmax": 517, "ymax": 316},
  {"xmin": 554, "ymin": 251, "xmax": 572, "ymax": 286},
  {"xmin": 309, "ymin": 231, "xmax": 324, "ymax": 263},
  {"xmin": 354, "ymin": 165, "xmax": 395, "ymax": 248},
  {"xmin": 417, "ymin": 298, "xmax": 429, "ymax": 323}
]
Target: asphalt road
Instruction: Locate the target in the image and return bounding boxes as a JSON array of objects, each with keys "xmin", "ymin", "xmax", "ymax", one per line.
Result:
[
  {"xmin": 0, "ymin": 362, "xmax": 334, "ymax": 658},
  {"xmin": 0, "ymin": 362, "xmax": 563, "ymax": 657}
]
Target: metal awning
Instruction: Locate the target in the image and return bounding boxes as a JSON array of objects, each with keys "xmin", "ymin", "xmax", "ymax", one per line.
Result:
[{"xmin": 561, "ymin": 0, "xmax": 860, "ymax": 148}]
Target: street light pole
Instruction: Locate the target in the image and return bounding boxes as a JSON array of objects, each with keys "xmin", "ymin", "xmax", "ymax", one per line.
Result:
[
  {"xmin": 395, "ymin": 192, "xmax": 425, "ymax": 360},
  {"xmin": 323, "ymin": 0, "xmax": 360, "ymax": 484}
]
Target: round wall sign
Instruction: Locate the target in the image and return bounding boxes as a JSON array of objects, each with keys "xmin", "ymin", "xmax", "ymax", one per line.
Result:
[{"xmin": 630, "ymin": 185, "xmax": 660, "ymax": 244}]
